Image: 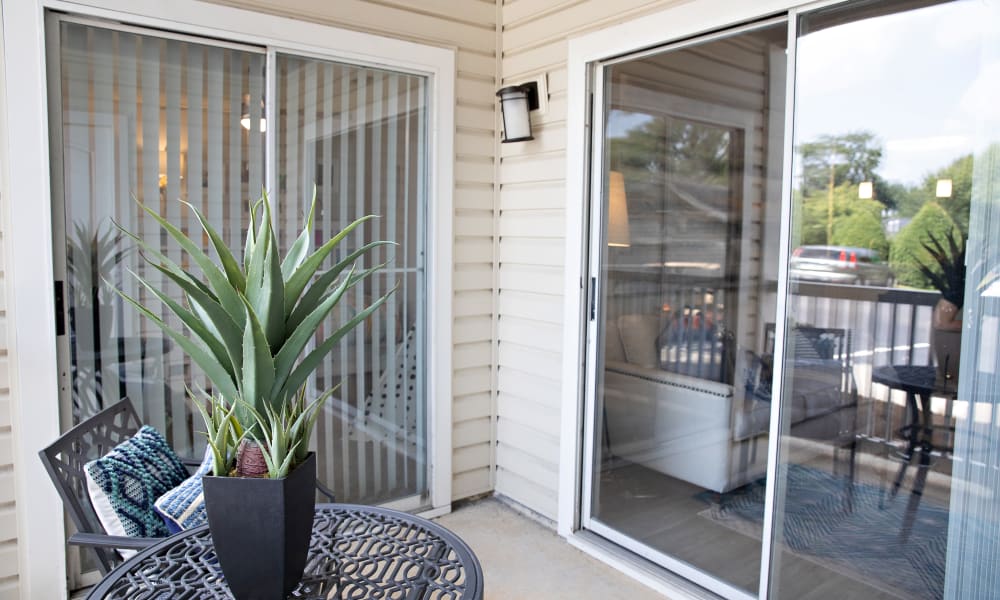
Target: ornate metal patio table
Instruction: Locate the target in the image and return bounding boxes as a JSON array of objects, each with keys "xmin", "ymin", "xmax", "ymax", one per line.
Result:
[{"xmin": 86, "ymin": 503, "xmax": 484, "ymax": 599}]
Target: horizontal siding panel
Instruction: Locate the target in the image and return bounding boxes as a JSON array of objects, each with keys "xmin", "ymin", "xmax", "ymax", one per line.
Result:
[
  {"xmin": 498, "ymin": 210, "xmax": 564, "ymax": 239},
  {"xmin": 502, "ymin": 0, "xmax": 571, "ymax": 25},
  {"xmin": 211, "ymin": 0, "xmax": 496, "ymax": 53},
  {"xmin": 453, "ymin": 467, "xmax": 492, "ymax": 501},
  {"xmin": 497, "ymin": 444, "xmax": 558, "ymax": 489},
  {"xmin": 0, "ymin": 581, "xmax": 17, "ymax": 600},
  {"xmin": 456, "ymin": 104, "xmax": 496, "ymax": 131},
  {"xmin": 454, "ymin": 237, "xmax": 493, "ymax": 264},
  {"xmin": 497, "ymin": 316, "xmax": 563, "ymax": 353},
  {"xmin": 454, "ymin": 184, "xmax": 494, "ymax": 211},
  {"xmin": 498, "ymin": 153, "xmax": 565, "ymax": 184},
  {"xmin": 453, "ymin": 442, "xmax": 492, "ymax": 473},
  {"xmin": 498, "ymin": 263, "xmax": 563, "ymax": 295},
  {"xmin": 457, "ymin": 76, "xmax": 498, "ymax": 104},
  {"xmin": 496, "ymin": 419, "xmax": 560, "ymax": 465},
  {"xmin": 456, "ymin": 130, "xmax": 497, "ymax": 158},
  {"xmin": 498, "ymin": 182, "xmax": 566, "ymax": 211},
  {"xmin": 502, "ymin": 39, "xmax": 566, "ymax": 80},
  {"xmin": 0, "ymin": 546, "xmax": 15, "ymax": 579},
  {"xmin": 454, "ymin": 366, "xmax": 492, "ymax": 397},
  {"xmin": 0, "ymin": 474, "xmax": 11, "ymax": 505},
  {"xmin": 0, "ymin": 434, "xmax": 10, "ymax": 468},
  {"xmin": 495, "ymin": 469, "xmax": 557, "ymax": 520},
  {"xmin": 454, "ymin": 315, "xmax": 493, "ymax": 344},
  {"xmin": 454, "ymin": 290, "xmax": 493, "ymax": 318},
  {"xmin": 454, "ymin": 264, "xmax": 493, "ymax": 291},
  {"xmin": 497, "ymin": 290, "xmax": 563, "ymax": 323},
  {"xmin": 497, "ymin": 342, "xmax": 561, "ymax": 382},
  {"xmin": 454, "ymin": 417, "xmax": 492, "ymax": 447},
  {"xmin": 455, "ymin": 157, "xmax": 495, "ymax": 185},
  {"xmin": 497, "ymin": 392, "xmax": 560, "ymax": 436},
  {"xmin": 0, "ymin": 396, "xmax": 7, "ymax": 428},
  {"xmin": 457, "ymin": 50, "xmax": 497, "ymax": 81},
  {"xmin": 453, "ymin": 392, "xmax": 492, "ymax": 423},
  {"xmin": 499, "ymin": 237, "xmax": 564, "ymax": 266},
  {"xmin": 0, "ymin": 509, "xmax": 15, "ymax": 544},
  {"xmin": 453, "ymin": 340, "xmax": 492, "ymax": 370},
  {"xmin": 497, "ymin": 368, "xmax": 560, "ymax": 405},
  {"xmin": 377, "ymin": 0, "xmax": 497, "ymax": 27}
]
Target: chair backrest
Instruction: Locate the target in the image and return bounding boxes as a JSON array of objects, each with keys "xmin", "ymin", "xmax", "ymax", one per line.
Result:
[{"xmin": 38, "ymin": 398, "xmax": 142, "ymax": 574}]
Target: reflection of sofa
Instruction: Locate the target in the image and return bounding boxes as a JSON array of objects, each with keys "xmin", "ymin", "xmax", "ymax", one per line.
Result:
[{"xmin": 602, "ymin": 315, "xmax": 856, "ymax": 493}]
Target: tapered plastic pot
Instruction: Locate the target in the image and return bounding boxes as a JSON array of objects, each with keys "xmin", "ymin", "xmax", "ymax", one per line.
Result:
[{"xmin": 203, "ymin": 452, "xmax": 316, "ymax": 600}]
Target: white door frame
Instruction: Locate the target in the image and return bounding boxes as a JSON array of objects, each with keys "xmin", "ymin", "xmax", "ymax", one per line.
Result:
[
  {"xmin": 2, "ymin": 2, "xmax": 454, "ymax": 597},
  {"xmin": 561, "ymin": 0, "xmax": 838, "ymax": 597}
]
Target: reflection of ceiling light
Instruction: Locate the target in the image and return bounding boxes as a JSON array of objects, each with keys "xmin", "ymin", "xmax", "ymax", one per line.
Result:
[
  {"xmin": 662, "ymin": 261, "xmax": 721, "ymax": 270},
  {"xmin": 936, "ymin": 179, "xmax": 953, "ymax": 198},
  {"xmin": 858, "ymin": 181, "xmax": 873, "ymax": 199},
  {"xmin": 241, "ymin": 114, "xmax": 266, "ymax": 132}
]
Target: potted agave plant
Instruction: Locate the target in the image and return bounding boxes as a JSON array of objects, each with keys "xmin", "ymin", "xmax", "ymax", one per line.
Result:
[
  {"xmin": 113, "ymin": 192, "xmax": 393, "ymax": 599},
  {"xmin": 917, "ymin": 231, "xmax": 966, "ymax": 383}
]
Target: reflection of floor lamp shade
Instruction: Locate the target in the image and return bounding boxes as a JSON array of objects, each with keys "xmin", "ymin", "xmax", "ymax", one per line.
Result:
[{"xmin": 608, "ymin": 171, "xmax": 631, "ymax": 247}]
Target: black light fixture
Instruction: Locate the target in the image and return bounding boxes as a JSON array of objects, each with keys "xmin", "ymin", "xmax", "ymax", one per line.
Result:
[{"xmin": 496, "ymin": 81, "xmax": 539, "ymax": 143}]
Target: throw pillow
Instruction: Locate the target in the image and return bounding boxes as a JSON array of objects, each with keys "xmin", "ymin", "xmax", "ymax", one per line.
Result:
[
  {"xmin": 154, "ymin": 447, "xmax": 214, "ymax": 534},
  {"xmin": 85, "ymin": 425, "xmax": 189, "ymax": 541}
]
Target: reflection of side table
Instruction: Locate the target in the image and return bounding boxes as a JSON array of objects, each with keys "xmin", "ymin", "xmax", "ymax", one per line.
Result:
[{"xmin": 871, "ymin": 365, "xmax": 956, "ymax": 540}]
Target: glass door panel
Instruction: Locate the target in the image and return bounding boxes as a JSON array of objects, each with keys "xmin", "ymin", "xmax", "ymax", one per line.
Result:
[
  {"xmin": 771, "ymin": 1, "xmax": 992, "ymax": 597},
  {"xmin": 274, "ymin": 54, "xmax": 428, "ymax": 507},
  {"xmin": 49, "ymin": 18, "xmax": 265, "ymax": 584},
  {"xmin": 587, "ymin": 21, "xmax": 788, "ymax": 596}
]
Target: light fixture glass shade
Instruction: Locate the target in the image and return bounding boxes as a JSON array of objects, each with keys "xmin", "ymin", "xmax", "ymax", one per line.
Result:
[
  {"xmin": 497, "ymin": 85, "xmax": 533, "ymax": 143},
  {"xmin": 936, "ymin": 178, "xmax": 953, "ymax": 198},
  {"xmin": 607, "ymin": 171, "xmax": 630, "ymax": 247},
  {"xmin": 858, "ymin": 181, "xmax": 873, "ymax": 199}
]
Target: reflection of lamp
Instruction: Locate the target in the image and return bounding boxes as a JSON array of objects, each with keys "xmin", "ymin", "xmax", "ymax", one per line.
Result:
[
  {"xmin": 936, "ymin": 179, "xmax": 953, "ymax": 198},
  {"xmin": 496, "ymin": 82, "xmax": 539, "ymax": 143},
  {"xmin": 241, "ymin": 94, "xmax": 266, "ymax": 132},
  {"xmin": 607, "ymin": 170, "xmax": 630, "ymax": 247},
  {"xmin": 858, "ymin": 181, "xmax": 873, "ymax": 199}
]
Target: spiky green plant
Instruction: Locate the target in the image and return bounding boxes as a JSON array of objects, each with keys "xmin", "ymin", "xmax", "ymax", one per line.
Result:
[
  {"xmin": 916, "ymin": 231, "xmax": 966, "ymax": 309},
  {"xmin": 113, "ymin": 191, "xmax": 394, "ymax": 477}
]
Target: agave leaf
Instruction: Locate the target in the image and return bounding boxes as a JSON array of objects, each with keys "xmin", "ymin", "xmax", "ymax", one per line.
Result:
[
  {"xmin": 283, "ymin": 215, "xmax": 377, "ymax": 318},
  {"xmin": 244, "ymin": 196, "xmax": 286, "ymax": 350},
  {"xmin": 271, "ymin": 264, "xmax": 358, "ymax": 396},
  {"xmin": 111, "ymin": 285, "xmax": 240, "ymax": 401},
  {"xmin": 286, "ymin": 240, "xmax": 395, "ymax": 331},
  {"xmin": 190, "ymin": 395, "xmax": 230, "ymax": 476},
  {"xmin": 239, "ymin": 294, "xmax": 276, "ymax": 421},
  {"xmin": 281, "ymin": 187, "xmax": 317, "ymax": 279},
  {"xmin": 288, "ymin": 387, "xmax": 336, "ymax": 463},
  {"xmin": 181, "ymin": 200, "xmax": 247, "ymax": 293},
  {"xmin": 146, "ymin": 262, "xmax": 243, "ymax": 378},
  {"xmin": 277, "ymin": 286, "xmax": 397, "ymax": 402},
  {"xmin": 135, "ymin": 201, "xmax": 246, "ymax": 327},
  {"xmin": 114, "ymin": 220, "xmax": 218, "ymax": 303},
  {"xmin": 244, "ymin": 197, "xmax": 263, "ymax": 274}
]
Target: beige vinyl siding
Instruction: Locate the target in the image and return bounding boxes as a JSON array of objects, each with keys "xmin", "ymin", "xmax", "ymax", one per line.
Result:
[
  {"xmin": 497, "ymin": 0, "xmax": 771, "ymax": 519},
  {"xmin": 206, "ymin": 0, "xmax": 500, "ymax": 502},
  {"xmin": 0, "ymin": 17, "xmax": 18, "ymax": 596}
]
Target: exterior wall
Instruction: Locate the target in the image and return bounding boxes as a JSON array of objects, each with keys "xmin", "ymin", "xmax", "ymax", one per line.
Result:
[
  {"xmin": 496, "ymin": 0, "xmax": 697, "ymax": 519},
  {"xmin": 0, "ymin": 19, "xmax": 19, "ymax": 599}
]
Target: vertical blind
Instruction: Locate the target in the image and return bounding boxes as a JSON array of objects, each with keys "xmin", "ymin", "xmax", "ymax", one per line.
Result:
[
  {"xmin": 58, "ymin": 20, "xmax": 265, "ymax": 456},
  {"xmin": 274, "ymin": 53, "xmax": 427, "ymax": 505}
]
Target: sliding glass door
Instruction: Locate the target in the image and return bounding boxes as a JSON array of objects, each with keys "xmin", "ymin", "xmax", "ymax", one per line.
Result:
[
  {"xmin": 584, "ymin": 1, "xmax": 1000, "ymax": 598},
  {"xmin": 47, "ymin": 14, "xmax": 428, "ymax": 588}
]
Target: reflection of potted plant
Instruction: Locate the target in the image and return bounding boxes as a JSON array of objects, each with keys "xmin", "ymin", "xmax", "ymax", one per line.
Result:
[
  {"xmin": 917, "ymin": 231, "xmax": 965, "ymax": 382},
  {"xmin": 114, "ymin": 193, "xmax": 393, "ymax": 599}
]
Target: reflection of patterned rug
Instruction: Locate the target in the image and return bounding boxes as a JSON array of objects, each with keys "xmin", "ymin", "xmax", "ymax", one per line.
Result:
[{"xmin": 697, "ymin": 465, "xmax": 946, "ymax": 599}]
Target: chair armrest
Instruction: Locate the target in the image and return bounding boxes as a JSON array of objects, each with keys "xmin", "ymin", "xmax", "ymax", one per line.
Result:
[
  {"xmin": 315, "ymin": 481, "xmax": 336, "ymax": 502},
  {"xmin": 68, "ymin": 532, "xmax": 163, "ymax": 550}
]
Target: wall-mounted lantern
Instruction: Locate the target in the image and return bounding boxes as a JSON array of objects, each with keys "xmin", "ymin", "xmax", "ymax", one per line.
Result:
[{"xmin": 496, "ymin": 82, "xmax": 540, "ymax": 143}]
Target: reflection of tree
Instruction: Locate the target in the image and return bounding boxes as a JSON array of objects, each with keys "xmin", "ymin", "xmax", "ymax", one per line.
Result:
[
  {"xmin": 611, "ymin": 116, "xmax": 730, "ymax": 186},
  {"xmin": 889, "ymin": 202, "xmax": 962, "ymax": 289},
  {"xmin": 897, "ymin": 154, "xmax": 973, "ymax": 236},
  {"xmin": 795, "ymin": 183, "xmax": 888, "ymax": 254},
  {"xmin": 798, "ymin": 131, "xmax": 885, "ymax": 198}
]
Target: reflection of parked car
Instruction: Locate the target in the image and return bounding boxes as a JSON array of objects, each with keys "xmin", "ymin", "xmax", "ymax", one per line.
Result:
[{"xmin": 790, "ymin": 245, "xmax": 894, "ymax": 286}]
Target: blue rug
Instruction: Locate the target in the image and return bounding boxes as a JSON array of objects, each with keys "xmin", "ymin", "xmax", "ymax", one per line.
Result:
[{"xmin": 698, "ymin": 465, "xmax": 947, "ymax": 599}]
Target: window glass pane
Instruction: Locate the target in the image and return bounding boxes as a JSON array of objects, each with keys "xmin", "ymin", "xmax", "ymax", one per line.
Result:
[
  {"xmin": 772, "ymin": 1, "xmax": 995, "ymax": 597},
  {"xmin": 55, "ymin": 21, "xmax": 265, "ymax": 456},
  {"xmin": 274, "ymin": 54, "xmax": 428, "ymax": 506},
  {"xmin": 590, "ymin": 22, "xmax": 787, "ymax": 595}
]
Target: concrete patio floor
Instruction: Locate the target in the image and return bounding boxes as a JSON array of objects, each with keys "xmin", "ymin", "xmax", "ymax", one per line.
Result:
[{"xmin": 434, "ymin": 497, "xmax": 667, "ymax": 600}]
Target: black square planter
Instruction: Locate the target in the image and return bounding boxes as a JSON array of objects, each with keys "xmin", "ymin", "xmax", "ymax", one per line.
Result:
[{"xmin": 203, "ymin": 452, "xmax": 316, "ymax": 600}]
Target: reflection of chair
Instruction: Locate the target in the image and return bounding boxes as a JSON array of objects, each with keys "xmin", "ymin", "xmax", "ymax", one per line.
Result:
[
  {"xmin": 351, "ymin": 329, "xmax": 418, "ymax": 445},
  {"xmin": 40, "ymin": 398, "xmax": 335, "ymax": 575}
]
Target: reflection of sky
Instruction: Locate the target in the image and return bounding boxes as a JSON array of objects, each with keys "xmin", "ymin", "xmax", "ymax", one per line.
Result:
[
  {"xmin": 795, "ymin": 0, "xmax": 1000, "ymax": 185},
  {"xmin": 607, "ymin": 111, "xmax": 652, "ymax": 140}
]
